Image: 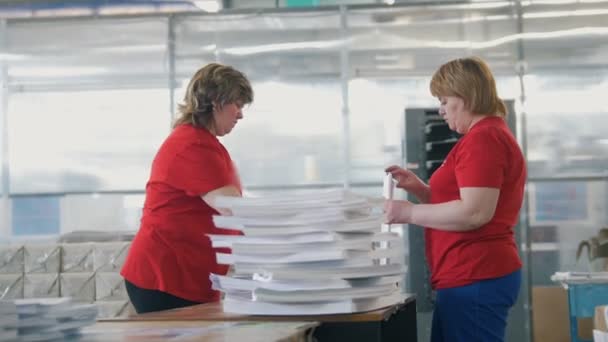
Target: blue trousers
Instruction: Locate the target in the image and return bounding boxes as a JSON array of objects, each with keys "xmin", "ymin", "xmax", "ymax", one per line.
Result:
[{"xmin": 431, "ymin": 269, "xmax": 521, "ymax": 342}]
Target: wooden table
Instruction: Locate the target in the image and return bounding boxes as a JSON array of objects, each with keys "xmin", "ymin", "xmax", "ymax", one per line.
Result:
[
  {"xmin": 82, "ymin": 320, "xmax": 316, "ymax": 341},
  {"xmin": 105, "ymin": 295, "xmax": 417, "ymax": 342}
]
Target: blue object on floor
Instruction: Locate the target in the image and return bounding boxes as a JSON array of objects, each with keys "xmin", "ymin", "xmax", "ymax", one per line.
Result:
[{"xmin": 567, "ymin": 283, "xmax": 608, "ymax": 342}]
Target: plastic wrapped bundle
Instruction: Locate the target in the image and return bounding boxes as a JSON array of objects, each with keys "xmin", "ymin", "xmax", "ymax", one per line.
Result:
[
  {"xmin": 93, "ymin": 242, "xmax": 131, "ymax": 272},
  {"xmin": 95, "ymin": 272, "xmax": 127, "ymax": 301},
  {"xmin": 61, "ymin": 243, "xmax": 94, "ymax": 273},
  {"xmin": 23, "ymin": 274, "xmax": 60, "ymax": 298},
  {"xmin": 60, "ymin": 273, "xmax": 96, "ymax": 303},
  {"xmin": 0, "ymin": 300, "xmax": 18, "ymax": 341},
  {"xmin": 23, "ymin": 244, "xmax": 61, "ymax": 274},
  {"xmin": 58, "ymin": 230, "xmax": 135, "ymax": 243},
  {"xmin": 95, "ymin": 300, "xmax": 130, "ymax": 319},
  {"xmin": 0, "ymin": 275, "xmax": 23, "ymax": 300},
  {"xmin": 0, "ymin": 246, "xmax": 24, "ymax": 274}
]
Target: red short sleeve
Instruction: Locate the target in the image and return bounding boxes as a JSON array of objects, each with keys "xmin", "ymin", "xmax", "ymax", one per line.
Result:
[
  {"xmin": 166, "ymin": 144, "xmax": 233, "ymax": 196},
  {"xmin": 454, "ymin": 129, "xmax": 507, "ymax": 188}
]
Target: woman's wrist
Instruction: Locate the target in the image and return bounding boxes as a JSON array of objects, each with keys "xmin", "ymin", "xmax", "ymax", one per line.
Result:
[{"xmin": 412, "ymin": 183, "xmax": 430, "ymax": 203}]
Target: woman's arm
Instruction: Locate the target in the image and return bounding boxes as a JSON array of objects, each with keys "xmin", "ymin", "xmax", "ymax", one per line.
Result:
[
  {"xmin": 201, "ymin": 185, "xmax": 241, "ymax": 215},
  {"xmin": 411, "ymin": 184, "xmax": 431, "ymax": 204},
  {"xmin": 385, "ymin": 187, "xmax": 499, "ymax": 231}
]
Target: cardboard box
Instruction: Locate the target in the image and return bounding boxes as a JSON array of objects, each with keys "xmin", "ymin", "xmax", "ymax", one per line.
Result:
[
  {"xmin": 532, "ymin": 286, "xmax": 594, "ymax": 342},
  {"xmin": 595, "ymin": 305, "xmax": 608, "ymax": 341},
  {"xmin": 596, "ymin": 305, "xmax": 608, "ymax": 331},
  {"xmin": 532, "ymin": 286, "xmax": 571, "ymax": 342}
]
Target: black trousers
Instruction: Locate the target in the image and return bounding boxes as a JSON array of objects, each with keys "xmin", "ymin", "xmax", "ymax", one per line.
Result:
[{"xmin": 125, "ymin": 280, "xmax": 201, "ymax": 314}]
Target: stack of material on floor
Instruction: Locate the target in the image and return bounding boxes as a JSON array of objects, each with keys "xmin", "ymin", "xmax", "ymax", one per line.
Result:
[
  {"xmin": 1, "ymin": 232, "xmax": 133, "ymax": 319},
  {"xmin": 209, "ymin": 189, "xmax": 406, "ymax": 315},
  {"xmin": 12, "ymin": 298, "xmax": 97, "ymax": 341},
  {"xmin": 0, "ymin": 301, "xmax": 18, "ymax": 341}
]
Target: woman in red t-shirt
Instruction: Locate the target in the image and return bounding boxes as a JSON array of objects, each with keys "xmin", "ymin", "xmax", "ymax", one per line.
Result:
[
  {"xmin": 120, "ymin": 63, "xmax": 253, "ymax": 313},
  {"xmin": 385, "ymin": 57, "xmax": 525, "ymax": 342}
]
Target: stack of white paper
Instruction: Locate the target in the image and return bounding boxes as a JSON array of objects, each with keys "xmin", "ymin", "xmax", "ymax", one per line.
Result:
[
  {"xmin": 210, "ymin": 189, "xmax": 407, "ymax": 315},
  {"xmin": 14, "ymin": 297, "xmax": 98, "ymax": 341}
]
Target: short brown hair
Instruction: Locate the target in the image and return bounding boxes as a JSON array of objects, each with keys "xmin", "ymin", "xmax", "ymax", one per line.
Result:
[
  {"xmin": 174, "ymin": 63, "xmax": 253, "ymax": 128},
  {"xmin": 430, "ymin": 57, "xmax": 507, "ymax": 118}
]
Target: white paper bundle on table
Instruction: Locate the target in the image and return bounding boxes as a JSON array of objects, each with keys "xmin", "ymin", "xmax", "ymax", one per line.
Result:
[
  {"xmin": 15, "ymin": 297, "xmax": 98, "ymax": 341},
  {"xmin": 23, "ymin": 274, "xmax": 60, "ymax": 298},
  {"xmin": 0, "ymin": 274, "xmax": 23, "ymax": 300},
  {"xmin": 95, "ymin": 300, "xmax": 130, "ymax": 319},
  {"xmin": 60, "ymin": 273, "xmax": 96, "ymax": 303},
  {"xmin": 23, "ymin": 244, "xmax": 61, "ymax": 274},
  {"xmin": 61, "ymin": 243, "xmax": 94, "ymax": 273},
  {"xmin": 209, "ymin": 189, "xmax": 408, "ymax": 315},
  {"xmin": 93, "ymin": 242, "xmax": 131, "ymax": 272},
  {"xmin": 0, "ymin": 245, "xmax": 24, "ymax": 274},
  {"xmin": 95, "ymin": 272, "xmax": 127, "ymax": 301}
]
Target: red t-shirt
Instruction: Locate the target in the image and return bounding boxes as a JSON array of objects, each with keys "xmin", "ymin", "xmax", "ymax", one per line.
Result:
[
  {"xmin": 121, "ymin": 124, "xmax": 241, "ymax": 303},
  {"xmin": 426, "ymin": 116, "xmax": 525, "ymax": 289}
]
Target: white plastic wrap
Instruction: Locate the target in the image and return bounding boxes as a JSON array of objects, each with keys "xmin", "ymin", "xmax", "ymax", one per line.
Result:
[
  {"xmin": 551, "ymin": 271, "xmax": 608, "ymax": 289},
  {"xmin": 23, "ymin": 274, "xmax": 60, "ymax": 298},
  {"xmin": 0, "ymin": 246, "xmax": 24, "ymax": 274},
  {"xmin": 60, "ymin": 273, "xmax": 95, "ymax": 303},
  {"xmin": 95, "ymin": 300, "xmax": 130, "ymax": 319},
  {"xmin": 61, "ymin": 243, "xmax": 94, "ymax": 273},
  {"xmin": 95, "ymin": 272, "xmax": 126, "ymax": 301},
  {"xmin": 0, "ymin": 274, "xmax": 23, "ymax": 300},
  {"xmin": 93, "ymin": 242, "xmax": 131, "ymax": 272},
  {"xmin": 23, "ymin": 244, "xmax": 61, "ymax": 274}
]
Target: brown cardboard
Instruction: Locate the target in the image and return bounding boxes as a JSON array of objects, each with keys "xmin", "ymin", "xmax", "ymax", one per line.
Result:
[
  {"xmin": 578, "ymin": 317, "xmax": 593, "ymax": 341},
  {"xmin": 532, "ymin": 286, "xmax": 570, "ymax": 342},
  {"xmin": 532, "ymin": 286, "xmax": 594, "ymax": 342},
  {"xmin": 596, "ymin": 305, "xmax": 608, "ymax": 332}
]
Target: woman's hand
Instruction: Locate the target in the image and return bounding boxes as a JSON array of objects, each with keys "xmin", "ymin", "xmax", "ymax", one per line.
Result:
[
  {"xmin": 385, "ymin": 165, "xmax": 430, "ymax": 203},
  {"xmin": 384, "ymin": 199, "xmax": 414, "ymax": 224}
]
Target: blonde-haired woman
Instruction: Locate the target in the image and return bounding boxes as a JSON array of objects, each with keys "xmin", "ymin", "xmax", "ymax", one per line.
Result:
[
  {"xmin": 121, "ymin": 63, "xmax": 253, "ymax": 313},
  {"xmin": 385, "ymin": 57, "xmax": 525, "ymax": 341}
]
